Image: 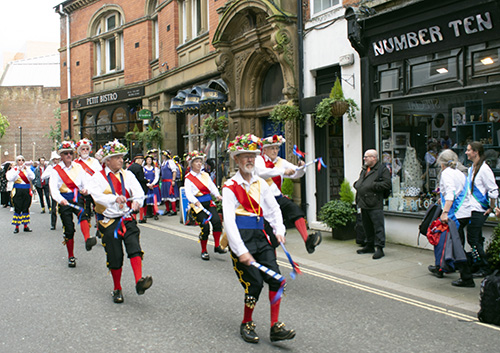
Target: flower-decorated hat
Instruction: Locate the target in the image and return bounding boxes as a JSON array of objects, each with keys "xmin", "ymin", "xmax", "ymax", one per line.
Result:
[
  {"xmin": 186, "ymin": 150, "xmax": 206, "ymax": 165},
  {"xmin": 261, "ymin": 134, "xmax": 285, "ymax": 147},
  {"xmin": 76, "ymin": 138, "xmax": 93, "ymax": 154},
  {"xmin": 162, "ymin": 150, "xmax": 171, "ymax": 158},
  {"xmin": 57, "ymin": 141, "xmax": 76, "ymax": 154},
  {"xmin": 100, "ymin": 139, "xmax": 128, "ymax": 163},
  {"xmin": 147, "ymin": 148, "xmax": 158, "ymax": 155},
  {"xmin": 227, "ymin": 133, "xmax": 262, "ymax": 159}
]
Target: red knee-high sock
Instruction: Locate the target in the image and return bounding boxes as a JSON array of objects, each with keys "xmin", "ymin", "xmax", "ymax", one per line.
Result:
[
  {"xmin": 243, "ymin": 304, "xmax": 255, "ymax": 323},
  {"xmin": 171, "ymin": 202, "xmax": 176, "ymax": 213},
  {"xmin": 165, "ymin": 202, "xmax": 170, "ymax": 212},
  {"xmin": 130, "ymin": 256, "xmax": 143, "ymax": 284},
  {"xmin": 213, "ymin": 231, "xmax": 221, "ymax": 248},
  {"xmin": 66, "ymin": 238, "xmax": 75, "ymax": 258},
  {"xmin": 140, "ymin": 207, "xmax": 146, "ymax": 220},
  {"xmin": 80, "ymin": 220, "xmax": 91, "ymax": 241},
  {"xmin": 269, "ymin": 290, "xmax": 281, "ymax": 327},
  {"xmin": 294, "ymin": 218, "xmax": 309, "ymax": 242},
  {"xmin": 111, "ymin": 268, "xmax": 122, "ymax": 290},
  {"xmin": 200, "ymin": 239, "xmax": 208, "ymax": 253}
]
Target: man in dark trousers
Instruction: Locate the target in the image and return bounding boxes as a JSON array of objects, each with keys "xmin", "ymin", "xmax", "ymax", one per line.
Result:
[
  {"xmin": 354, "ymin": 149, "xmax": 391, "ymax": 260},
  {"xmin": 128, "ymin": 153, "xmax": 149, "ymax": 223}
]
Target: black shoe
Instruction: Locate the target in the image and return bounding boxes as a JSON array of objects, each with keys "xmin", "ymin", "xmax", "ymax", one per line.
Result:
[
  {"xmin": 372, "ymin": 247, "xmax": 385, "ymax": 260},
  {"xmin": 23, "ymin": 227, "xmax": 32, "ymax": 232},
  {"xmin": 357, "ymin": 246, "xmax": 375, "ymax": 254},
  {"xmin": 451, "ymin": 278, "xmax": 475, "ymax": 287},
  {"xmin": 214, "ymin": 246, "xmax": 227, "ymax": 254},
  {"xmin": 168, "ymin": 211, "xmax": 177, "ymax": 216},
  {"xmin": 13, "ymin": 228, "xmax": 19, "ymax": 234},
  {"xmin": 154, "ymin": 215, "xmax": 159, "ymax": 220},
  {"xmin": 112, "ymin": 290, "xmax": 124, "ymax": 304},
  {"xmin": 50, "ymin": 226, "xmax": 56, "ymax": 230},
  {"xmin": 427, "ymin": 265, "xmax": 444, "ymax": 278},
  {"xmin": 68, "ymin": 257, "xmax": 76, "ymax": 268},
  {"xmin": 41, "ymin": 209, "xmax": 46, "ymax": 214},
  {"xmin": 472, "ymin": 270, "xmax": 490, "ymax": 278},
  {"xmin": 270, "ymin": 322, "xmax": 296, "ymax": 342},
  {"xmin": 305, "ymin": 231, "xmax": 322, "ymax": 254},
  {"xmin": 138, "ymin": 219, "xmax": 147, "ymax": 224},
  {"xmin": 240, "ymin": 321, "xmax": 259, "ymax": 344},
  {"xmin": 85, "ymin": 237, "xmax": 97, "ymax": 251},
  {"xmin": 201, "ymin": 252, "xmax": 210, "ymax": 261},
  {"xmin": 136, "ymin": 276, "xmax": 153, "ymax": 295}
]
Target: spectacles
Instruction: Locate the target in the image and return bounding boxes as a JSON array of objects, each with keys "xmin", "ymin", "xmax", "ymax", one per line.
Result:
[
  {"xmin": 61, "ymin": 151, "xmax": 74, "ymax": 155},
  {"xmin": 18, "ymin": 159, "xmax": 25, "ymax": 162}
]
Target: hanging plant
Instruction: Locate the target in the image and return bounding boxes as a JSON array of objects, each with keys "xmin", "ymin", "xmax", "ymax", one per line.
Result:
[
  {"xmin": 202, "ymin": 115, "xmax": 228, "ymax": 141},
  {"xmin": 314, "ymin": 78, "xmax": 359, "ymax": 128},
  {"xmin": 125, "ymin": 125, "xmax": 163, "ymax": 149},
  {"xmin": 269, "ymin": 101, "xmax": 302, "ymax": 127}
]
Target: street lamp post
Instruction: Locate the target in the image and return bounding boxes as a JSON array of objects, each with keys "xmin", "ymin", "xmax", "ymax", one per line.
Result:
[{"xmin": 18, "ymin": 126, "xmax": 22, "ymax": 155}]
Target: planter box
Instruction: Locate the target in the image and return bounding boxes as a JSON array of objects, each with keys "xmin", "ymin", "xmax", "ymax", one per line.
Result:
[{"xmin": 332, "ymin": 221, "xmax": 356, "ymax": 240}]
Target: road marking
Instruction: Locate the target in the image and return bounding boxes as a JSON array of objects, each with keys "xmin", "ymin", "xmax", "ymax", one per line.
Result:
[
  {"xmin": 277, "ymin": 260, "xmax": 500, "ymax": 332},
  {"xmin": 143, "ymin": 223, "xmax": 500, "ymax": 332}
]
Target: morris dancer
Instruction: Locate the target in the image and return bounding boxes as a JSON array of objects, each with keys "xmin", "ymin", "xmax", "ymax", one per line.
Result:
[
  {"xmin": 223, "ymin": 133, "xmax": 295, "ymax": 344},
  {"xmin": 49, "ymin": 141, "xmax": 96, "ymax": 268},
  {"xmin": 143, "ymin": 155, "xmax": 161, "ymax": 220},
  {"xmin": 184, "ymin": 150, "xmax": 225, "ymax": 260},
  {"xmin": 41, "ymin": 151, "xmax": 61, "ymax": 230},
  {"xmin": 6, "ymin": 155, "xmax": 35, "ymax": 233},
  {"xmin": 255, "ymin": 135, "xmax": 322, "ymax": 254},
  {"xmin": 74, "ymin": 138, "xmax": 103, "ymax": 222},
  {"xmin": 160, "ymin": 150, "xmax": 179, "ymax": 216},
  {"xmin": 88, "ymin": 139, "xmax": 152, "ymax": 304}
]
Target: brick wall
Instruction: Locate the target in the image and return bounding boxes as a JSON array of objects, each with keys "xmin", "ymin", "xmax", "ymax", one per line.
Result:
[{"xmin": 0, "ymin": 86, "xmax": 61, "ymax": 164}]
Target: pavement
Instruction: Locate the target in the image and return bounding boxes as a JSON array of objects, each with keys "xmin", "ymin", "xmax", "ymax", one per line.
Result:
[{"xmin": 149, "ymin": 211, "xmax": 481, "ymax": 315}]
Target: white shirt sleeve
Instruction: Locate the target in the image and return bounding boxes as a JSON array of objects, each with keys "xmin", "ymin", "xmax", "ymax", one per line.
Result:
[
  {"xmin": 254, "ymin": 155, "xmax": 284, "ymax": 180},
  {"xmin": 260, "ymin": 180, "xmax": 286, "ymax": 236},
  {"xmin": 184, "ymin": 174, "xmax": 199, "ymax": 204}
]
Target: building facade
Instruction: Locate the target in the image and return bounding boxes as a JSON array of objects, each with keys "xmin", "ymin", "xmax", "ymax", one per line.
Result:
[{"xmin": 348, "ymin": 0, "xmax": 500, "ymax": 246}]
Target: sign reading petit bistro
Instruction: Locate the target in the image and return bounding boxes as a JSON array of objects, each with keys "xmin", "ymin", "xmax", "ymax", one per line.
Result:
[
  {"xmin": 368, "ymin": 4, "xmax": 500, "ymax": 64},
  {"xmin": 73, "ymin": 86, "xmax": 145, "ymax": 109}
]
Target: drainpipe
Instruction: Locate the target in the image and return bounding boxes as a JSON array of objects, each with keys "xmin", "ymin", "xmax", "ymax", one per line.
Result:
[
  {"xmin": 57, "ymin": 4, "xmax": 72, "ymax": 139},
  {"xmin": 297, "ymin": 0, "xmax": 306, "ymax": 212}
]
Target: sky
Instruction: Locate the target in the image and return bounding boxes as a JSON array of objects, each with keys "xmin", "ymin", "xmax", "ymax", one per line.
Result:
[{"xmin": 0, "ymin": 1, "xmax": 61, "ymax": 69}]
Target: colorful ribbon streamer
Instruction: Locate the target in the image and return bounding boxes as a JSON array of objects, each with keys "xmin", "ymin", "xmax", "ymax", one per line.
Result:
[
  {"xmin": 67, "ymin": 202, "xmax": 84, "ymax": 224},
  {"xmin": 280, "ymin": 242, "xmax": 302, "ymax": 279},
  {"xmin": 293, "ymin": 145, "xmax": 306, "ymax": 159},
  {"xmin": 250, "ymin": 261, "xmax": 286, "ymax": 304}
]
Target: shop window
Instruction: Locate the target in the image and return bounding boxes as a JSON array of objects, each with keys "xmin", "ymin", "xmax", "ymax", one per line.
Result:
[
  {"xmin": 376, "ymin": 87, "xmax": 500, "ymax": 216},
  {"xmin": 178, "ymin": 0, "xmax": 208, "ymax": 44},
  {"xmin": 96, "ymin": 110, "xmax": 111, "ymax": 137},
  {"xmin": 407, "ymin": 49, "xmax": 462, "ymax": 92},
  {"xmin": 379, "ymin": 68, "xmax": 400, "ymax": 93},
  {"xmin": 312, "ymin": 0, "xmax": 340, "ymax": 15},
  {"xmin": 472, "ymin": 47, "xmax": 500, "ymax": 77},
  {"xmin": 90, "ymin": 9, "xmax": 124, "ymax": 75}
]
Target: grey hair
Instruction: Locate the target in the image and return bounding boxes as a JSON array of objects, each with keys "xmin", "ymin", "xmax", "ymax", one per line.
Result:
[{"xmin": 436, "ymin": 149, "xmax": 458, "ymax": 169}]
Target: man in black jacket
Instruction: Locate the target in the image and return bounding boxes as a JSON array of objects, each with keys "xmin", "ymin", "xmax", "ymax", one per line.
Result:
[
  {"xmin": 354, "ymin": 149, "xmax": 391, "ymax": 259},
  {"xmin": 128, "ymin": 153, "xmax": 149, "ymax": 223}
]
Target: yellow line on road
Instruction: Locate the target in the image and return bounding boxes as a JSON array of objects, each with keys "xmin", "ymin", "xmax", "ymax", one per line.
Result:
[{"xmin": 144, "ymin": 223, "xmax": 500, "ymax": 332}]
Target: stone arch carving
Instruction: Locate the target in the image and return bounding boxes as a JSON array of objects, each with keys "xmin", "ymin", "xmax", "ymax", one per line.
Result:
[{"xmin": 87, "ymin": 4, "xmax": 126, "ymax": 38}]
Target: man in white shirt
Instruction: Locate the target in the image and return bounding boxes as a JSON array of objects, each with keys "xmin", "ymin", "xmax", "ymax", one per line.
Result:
[
  {"xmin": 88, "ymin": 139, "xmax": 151, "ymax": 304},
  {"xmin": 49, "ymin": 141, "xmax": 95, "ymax": 268},
  {"xmin": 255, "ymin": 135, "xmax": 322, "ymax": 254},
  {"xmin": 41, "ymin": 151, "xmax": 61, "ymax": 230},
  {"xmin": 223, "ymin": 133, "xmax": 295, "ymax": 344}
]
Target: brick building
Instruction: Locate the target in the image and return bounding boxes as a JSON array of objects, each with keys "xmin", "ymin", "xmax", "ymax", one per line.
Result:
[{"xmin": 0, "ymin": 53, "xmax": 60, "ymax": 164}]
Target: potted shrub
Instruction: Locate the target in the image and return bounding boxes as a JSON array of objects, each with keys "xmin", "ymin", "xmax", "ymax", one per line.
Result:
[
  {"xmin": 314, "ymin": 78, "xmax": 359, "ymax": 128},
  {"xmin": 318, "ymin": 180, "xmax": 357, "ymax": 240},
  {"xmin": 269, "ymin": 101, "xmax": 302, "ymax": 128},
  {"xmin": 486, "ymin": 224, "xmax": 500, "ymax": 271}
]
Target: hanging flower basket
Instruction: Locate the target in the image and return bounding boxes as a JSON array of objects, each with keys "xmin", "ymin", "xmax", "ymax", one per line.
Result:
[{"xmin": 330, "ymin": 100, "xmax": 349, "ymax": 118}]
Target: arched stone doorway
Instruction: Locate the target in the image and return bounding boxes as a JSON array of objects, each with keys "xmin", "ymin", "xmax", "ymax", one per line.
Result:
[{"xmin": 212, "ymin": 0, "xmax": 300, "ymax": 158}]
